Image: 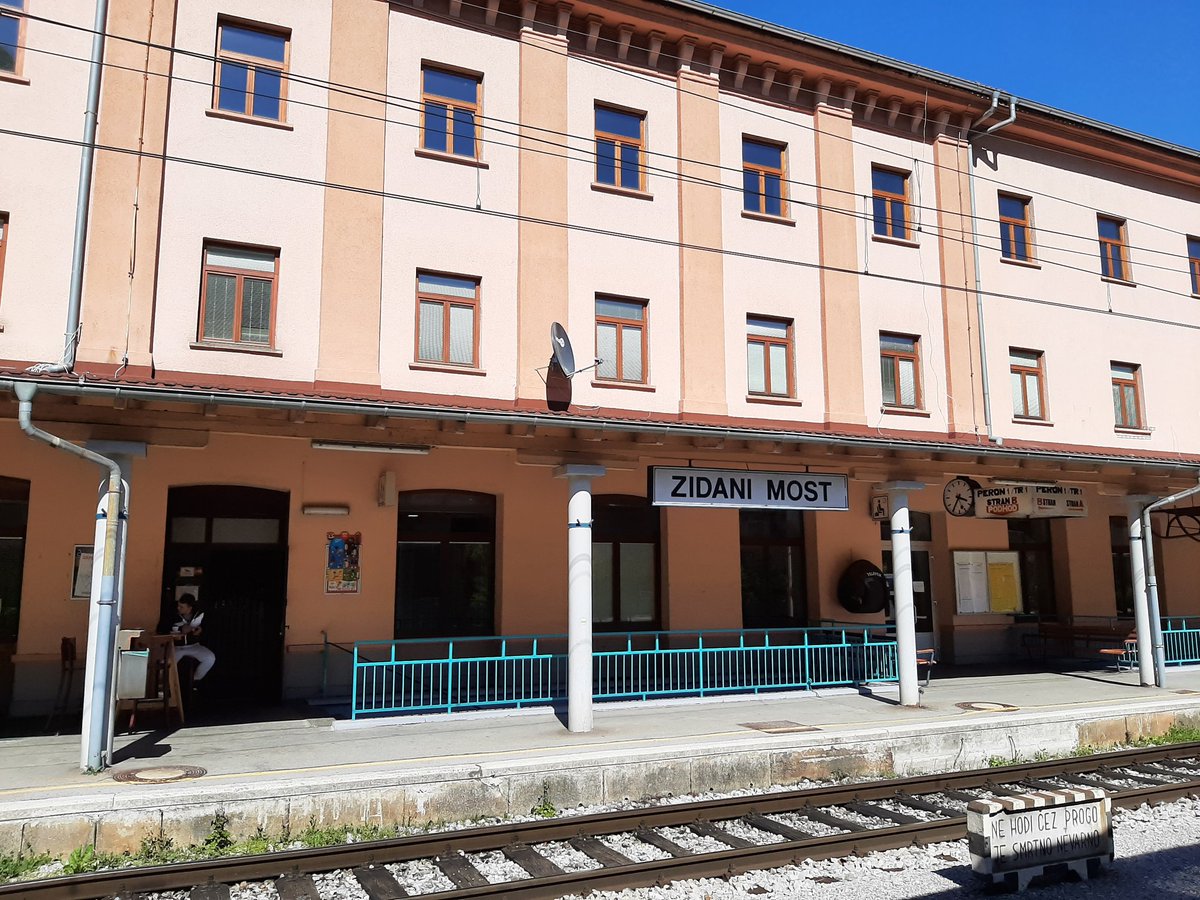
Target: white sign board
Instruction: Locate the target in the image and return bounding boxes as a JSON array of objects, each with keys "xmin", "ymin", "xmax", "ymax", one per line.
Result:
[
  {"xmin": 649, "ymin": 467, "xmax": 849, "ymax": 510},
  {"xmin": 975, "ymin": 485, "xmax": 1087, "ymax": 519}
]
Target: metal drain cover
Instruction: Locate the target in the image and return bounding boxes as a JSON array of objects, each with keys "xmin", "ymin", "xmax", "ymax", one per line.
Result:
[
  {"xmin": 739, "ymin": 720, "xmax": 821, "ymax": 734},
  {"xmin": 955, "ymin": 701, "xmax": 1019, "ymax": 712},
  {"xmin": 112, "ymin": 765, "xmax": 207, "ymax": 784}
]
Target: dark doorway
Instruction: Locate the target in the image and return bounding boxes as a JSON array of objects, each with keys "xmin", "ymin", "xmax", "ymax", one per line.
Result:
[
  {"xmin": 740, "ymin": 509, "xmax": 808, "ymax": 628},
  {"xmin": 591, "ymin": 495, "xmax": 660, "ymax": 631},
  {"xmin": 0, "ymin": 477, "xmax": 29, "ymax": 718},
  {"xmin": 1007, "ymin": 518, "xmax": 1058, "ymax": 617},
  {"xmin": 881, "ymin": 512, "xmax": 934, "ymax": 636},
  {"xmin": 395, "ymin": 491, "xmax": 496, "ymax": 639},
  {"xmin": 160, "ymin": 486, "xmax": 289, "ymax": 705}
]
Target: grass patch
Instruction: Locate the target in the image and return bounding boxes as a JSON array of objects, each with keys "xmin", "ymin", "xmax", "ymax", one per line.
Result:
[
  {"xmin": 1129, "ymin": 724, "xmax": 1200, "ymax": 747},
  {"xmin": 0, "ymin": 851, "xmax": 53, "ymax": 882}
]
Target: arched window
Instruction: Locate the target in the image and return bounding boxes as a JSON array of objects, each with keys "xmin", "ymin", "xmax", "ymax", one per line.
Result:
[
  {"xmin": 395, "ymin": 491, "xmax": 496, "ymax": 639},
  {"xmin": 591, "ymin": 495, "xmax": 660, "ymax": 631}
]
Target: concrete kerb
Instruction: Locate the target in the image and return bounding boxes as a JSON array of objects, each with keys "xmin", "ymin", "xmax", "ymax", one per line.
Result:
[{"xmin": 3, "ymin": 696, "xmax": 1199, "ymax": 856}]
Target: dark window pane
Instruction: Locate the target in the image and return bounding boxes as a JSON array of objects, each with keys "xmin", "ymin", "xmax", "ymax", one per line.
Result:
[
  {"xmin": 217, "ymin": 62, "xmax": 249, "ymax": 113},
  {"xmin": 1189, "ymin": 237, "xmax": 1200, "ymax": 258},
  {"xmin": 423, "ymin": 68, "xmax": 478, "ymax": 103},
  {"xmin": 240, "ymin": 277, "xmax": 271, "ymax": 344},
  {"xmin": 221, "ymin": 25, "xmax": 287, "ymax": 62},
  {"xmin": 764, "ymin": 175, "xmax": 782, "ymax": 216},
  {"xmin": 872, "ymin": 168, "xmax": 906, "ymax": 194},
  {"xmin": 423, "ymin": 101, "xmax": 448, "ymax": 152},
  {"xmin": 0, "ymin": 15, "xmax": 17, "ymax": 73},
  {"xmin": 742, "ymin": 169, "xmax": 760, "ymax": 211},
  {"xmin": 251, "ymin": 67, "xmax": 281, "ymax": 120},
  {"xmin": 451, "ymin": 107, "xmax": 476, "ymax": 156},
  {"xmin": 880, "ymin": 334, "xmax": 916, "ymax": 353},
  {"xmin": 889, "ymin": 199, "xmax": 907, "ymax": 239},
  {"xmin": 619, "ymin": 143, "xmax": 639, "ymax": 188},
  {"xmin": 742, "ymin": 138, "xmax": 782, "ymax": 169},
  {"xmin": 998, "ymin": 195, "xmax": 1025, "ymax": 219},
  {"xmin": 596, "ymin": 138, "xmax": 617, "ymax": 184},
  {"xmin": 1098, "ymin": 218, "xmax": 1122, "ymax": 240},
  {"xmin": 1012, "ymin": 225, "xmax": 1028, "ymax": 260},
  {"xmin": 872, "ymin": 196, "xmax": 888, "ymax": 235},
  {"xmin": 595, "ymin": 106, "xmax": 642, "ymax": 139},
  {"xmin": 1000, "ymin": 226, "xmax": 1013, "ymax": 259}
]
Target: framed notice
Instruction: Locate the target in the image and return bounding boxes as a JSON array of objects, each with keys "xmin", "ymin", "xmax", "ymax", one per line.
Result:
[
  {"xmin": 953, "ymin": 550, "xmax": 1022, "ymax": 614},
  {"xmin": 325, "ymin": 531, "xmax": 362, "ymax": 594},
  {"xmin": 71, "ymin": 545, "xmax": 94, "ymax": 600}
]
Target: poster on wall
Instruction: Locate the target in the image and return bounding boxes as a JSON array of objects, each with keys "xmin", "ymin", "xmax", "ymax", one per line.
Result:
[
  {"xmin": 325, "ymin": 531, "xmax": 362, "ymax": 594},
  {"xmin": 71, "ymin": 545, "xmax": 94, "ymax": 600}
]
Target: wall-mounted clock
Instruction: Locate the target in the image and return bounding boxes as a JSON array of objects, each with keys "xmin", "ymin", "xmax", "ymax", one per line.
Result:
[{"xmin": 943, "ymin": 477, "xmax": 979, "ymax": 517}]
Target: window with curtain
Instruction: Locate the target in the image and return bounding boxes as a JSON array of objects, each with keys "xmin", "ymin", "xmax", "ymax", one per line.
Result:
[
  {"xmin": 880, "ymin": 333, "xmax": 920, "ymax": 408},
  {"xmin": 999, "ymin": 194, "xmax": 1033, "ymax": 262},
  {"xmin": 422, "ymin": 66, "xmax": 481, "ymax": 158},
  {"xmin": 1009, "ymin": 348, "xmax": 1045, "ymax": 419},
  {"xmin": 746, "ymin": 316, "xmax": 792, "ymax": 397},
  {"xmin": 742, "ymin": 138, "xmax": 786, "ymax": 217},
  {"xmin": 1098, "ymin": 215, "xmax": 1129, "ymax": 281},
  {"xmin": 594, "ymin": 105, "xmax": 646, "ymax": 191},
  {"xmin": 213, "ymin": 20, "xmax": 289, "ymax": 121},
  {"xmin": 1111, "ymin": 362, "xmax": 1142, "ymax": 429},
  {"xmin": 416, "ymin": 272, "xmax": 479, "ymax": 367},
  {"xmin": 594, "ymin": 296, "xmax": 646, "ymax": 383},
  {"xmin": 591, "ymin": 495, "xmax": 660, "ymax": 630},
  {"xmin": 871, "ymin": 166, "xmax": 910, "ymax": 240},
  {"xmin": 199, "ymin": 243, "xmax": 278, "ymax": 346}
]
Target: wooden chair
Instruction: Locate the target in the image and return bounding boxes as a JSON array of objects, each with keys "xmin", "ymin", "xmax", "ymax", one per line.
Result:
[
  {"xmin": 1099, "ymin": 633, "xmax": 1138, "ymax": 671},
  {"xmin": 117, "ymin": 634, "xmax": 185, "ymax": 730},
  {"xmin": 916, "ymin": 648, "xmax": 937, "ymax": 687},
  {"xmin": 44, "ymin": 637, "xmax": 82, "ymax": 732}
]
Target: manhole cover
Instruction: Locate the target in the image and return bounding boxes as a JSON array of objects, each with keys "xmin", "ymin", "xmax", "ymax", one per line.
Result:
[
  {"xmin": 1173, "ymin": 689, "xmax": 1198, "ymax": 695},
  {"xmin": 739, "ymin": 720, "xmax": 821, "ymax": 734},
  {"xmin": 955, "ymin": 701, "xmax": 1019, "ymax": 713},
  {"xmin": 112, "ymin": 765, "xmax": 206, "ymax": 784}
]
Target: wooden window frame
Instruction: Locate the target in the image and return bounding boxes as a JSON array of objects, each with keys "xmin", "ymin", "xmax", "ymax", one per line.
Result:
[
  {"xmin": 1009, "ymin": 348, "xmax": 1046, "ymax": 420},
  {"xmin": 212, "ymin": 19, "xmax": 290, "ymax": 122},
  {"xmin": 414, "ymin": 271, "xmax": 481, "ymax": 368},
  {"xmin": 1188, "ymin": 236, "xmax": 1200, "ymax": 296},
  {"xmin": 871, "ymin": 165, "xmax": 910, "ymax": 240},
  {"xmin": 998, "ymin": 193, "xmax": 1034, "ymax": 262},
  {"xmin": 197, "ymin": 242, "xmax": 281, "ymax": 348},
  {"xmin": 880, "ymin": 333, "xmax": 921, "ymax": 409},
  {"xmin": 421, "ymin": 63, "xmax": 483, "ymax": 160},
  {"xmin": 0, "ymin": 0, "xmax": 26, "ymax": 78},
  {"xmin": 0, "ymin": 213, "xmax": 8, "ymax": 310},
  {"xmin": 746, "ymin": 316, "xmax": 793, "ymax": 398},
  {"xmin": 1111, "ymin": 362, "xmax": 1143, "ymax": 430},
  {"xmin": 594, "ymin": 295, "xmax": 648, "ymax": 384},
  {"xmin": 593, "ymin": 103, "xmax": 646, "ymax": 192},
  {"xmin": 742, "ymin": 137, "xmax": 787, "ymax": 217},
  {"xmin": 1098, "ymin": 215, "xmax": 1130, "ymax": 281}
]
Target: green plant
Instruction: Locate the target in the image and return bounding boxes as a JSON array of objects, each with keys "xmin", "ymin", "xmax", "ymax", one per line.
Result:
[
  {"xmin": 61, "ymin": 845, "xmax": 97, "ymax": 875},
  {"xmin": 137, "ymin": 834, "xmax": 183, "ymax": 865},
  {"xmin": 531, "ymin": 783, "xmax": 558, "ymax": 819},
  {"xmin": 0, "ymin": 850, "xmax": 52, "ymax": 882},
  {"xmin": 201, "ymin": 813, "xmax": 234, "ymax": 855}
]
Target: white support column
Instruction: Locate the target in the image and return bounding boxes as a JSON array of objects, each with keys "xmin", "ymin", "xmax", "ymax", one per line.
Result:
[
  {"xmin": 1127, "ymin": 496, "xmax": 1156, "ymax": 687},
  {"xmin": 877, "ymin": 481, "xmax": 926, "ymax": 707},
  {"xmin": 555, "ymin": 464, "xmax": 605, "ymax": 732}
]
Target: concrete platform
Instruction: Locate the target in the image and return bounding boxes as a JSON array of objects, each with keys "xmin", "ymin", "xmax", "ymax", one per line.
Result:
[{"xmin": 2, "ymin": 667, "xmax": 1200, "ymax": 856}]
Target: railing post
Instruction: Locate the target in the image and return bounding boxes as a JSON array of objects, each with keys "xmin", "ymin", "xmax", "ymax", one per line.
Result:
[
  {"xmin": 698, "ymin": 632, "xmax": 706, "ymax": 697},
  {"xmin": 446, "ymin": 640, "xmax": 455, "ymax": 714},
  {"xmin": 350, "ymin": 642, "xmax": 359, "ymax": 720}
]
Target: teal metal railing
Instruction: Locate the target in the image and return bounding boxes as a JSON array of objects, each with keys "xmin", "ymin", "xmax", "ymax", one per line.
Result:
[
  {"xmin": 351, "ymin": 627, "xmax": 898, "ymax": 719},
  {"xmin": 1101, "ymin": 617, "xmax": 1200, "ymax": 670}
]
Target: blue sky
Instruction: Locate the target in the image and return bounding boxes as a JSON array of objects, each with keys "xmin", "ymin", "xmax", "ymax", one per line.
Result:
[{"xmin": 710, "ymin": 1, "xmax": 1199, "ymax": 150}]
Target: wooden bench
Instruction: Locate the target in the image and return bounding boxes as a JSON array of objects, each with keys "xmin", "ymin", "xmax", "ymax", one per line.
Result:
[
  {"xmin": 916, "ymin": 648, "xmax": 936, "ymax": 687},
  {"xmin": 1098, "ymin": 633, "xmax": 1138, "ymax": 671}
]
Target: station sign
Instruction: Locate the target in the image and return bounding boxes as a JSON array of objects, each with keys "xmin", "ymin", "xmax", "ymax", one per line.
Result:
[
  {"xmin": 975, "ymin": 484, "xmax": 1087, "ymax": 519},
  {"xmin": 649, "ymin": 467, "xmax": 849, "ymax": 510}
]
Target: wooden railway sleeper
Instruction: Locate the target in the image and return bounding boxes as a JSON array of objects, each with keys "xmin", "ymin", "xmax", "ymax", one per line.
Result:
[
  {"xmin": 569, "ymin": 835, "xmax": 634, "ymax": 868},
  {"xmin": 690, "ymin": 819, "xmax": 756, "ymax": 849},
  {"xmin": 434, "ymin": 850, "xmax": 489, "ymax": 889},
  {"xmin": 844, "ymin": 800, "xmax": 923, "ymax": 825},
  {"xmin": 893, "ymin": 793, "xmax": 959, "ymax": 818},
  {"xmin": 797, "ymin": 806, "xmax": 866, "ymax": 832},
  {"xmin": 503, "ymin": 842, "xmax": 564, "ymax": 878},
  {"xmin": 352, "ymin": 864, "xmax": 410, "ymax": 899}
]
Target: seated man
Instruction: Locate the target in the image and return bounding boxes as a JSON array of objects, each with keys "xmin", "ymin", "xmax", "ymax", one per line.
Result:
[{"xmin": 171, "ymin": 593, "xmax": 215, "ymax": 683}]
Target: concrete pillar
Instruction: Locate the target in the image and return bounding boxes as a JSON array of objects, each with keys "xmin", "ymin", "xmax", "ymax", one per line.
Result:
[
  {"xmin": 1126, "ymin": 497, "xmax": 1156, "ymax": 687},
  {"xmin": 878, "ymin": 481, "xmax": 925, "ymax": 706},
  {"xmin": 555, "ymin": 464, "xmax": 605, "ymax": 732}
]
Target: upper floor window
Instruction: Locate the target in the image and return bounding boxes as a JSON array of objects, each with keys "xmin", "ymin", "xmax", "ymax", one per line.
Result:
[
  {"xmin": 199, "ymin": 243, "xmax": 278, "ymax": 347},
  {"xmin": 880, "ymin": 333, "xmax": 920, "ymax": 408},
  {"xmin": 422, "ymin": 66, "xmax": 481, "ymax": 159},
  {"xmin": 1009, "ymin": 349, "xmax": 1045, "ymax": 420},
  {"xmin": 416, "ymin": 272, "xmax": 479, "ymax": 367},
  {"xmin": 1111, "ymin": 362, "xmax": 1142, "ymax": 429},
  {"xmin": 1188, "ymin": 236, "xmax": 1200, "ymax": 295},
  {"xmin": 742, "ymin": 138, "xmax": 786, "ymax": 218},
  {"xmin": 595, "ymin": 296, "xmax": 646, "ymax": 384},
  {"xmin": 746, "ymin": 317, "xmax": 792, "ymax": 397},
  {"xmin": 594, "ymin": 105, "xmax": 645, "ymax": 191},
  {"xmin": 871, "ymin": 167, "xmax": 910, "ymax": 240},
  {"xmin": 1097, "ymin": 215, "xmax": 1129, "ymax": 281},
  {"xmin": 214, "ymin": 21, "xmax": 289, "ymax": 122},
  {"xmin": 999, "ymin": 194, "xmax": 1033, "ymax": 262},
  {"xmin": 0, "ymin": 0, "xmax": 24, "ymax": 76}
]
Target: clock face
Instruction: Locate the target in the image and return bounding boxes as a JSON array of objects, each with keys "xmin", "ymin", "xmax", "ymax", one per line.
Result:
[{"xmin": 943, "ymin": 478, "xmax": 976, "ymax": 517}]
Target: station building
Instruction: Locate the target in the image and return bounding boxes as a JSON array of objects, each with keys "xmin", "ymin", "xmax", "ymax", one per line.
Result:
[{"xmin": 1, "ymin": 0, "xmax": 1199, "ymax": 729}]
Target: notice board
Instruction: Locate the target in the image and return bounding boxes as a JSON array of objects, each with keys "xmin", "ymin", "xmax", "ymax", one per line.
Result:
[{"xmin": 954, "ymin": 550, "xmax": 1022, "ymax": 614}]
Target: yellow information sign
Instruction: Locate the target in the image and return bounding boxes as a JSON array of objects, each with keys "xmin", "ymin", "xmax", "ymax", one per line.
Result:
[{"xmin": 987, "ymin": 561, "xmax": 1021, "ymax": 613}]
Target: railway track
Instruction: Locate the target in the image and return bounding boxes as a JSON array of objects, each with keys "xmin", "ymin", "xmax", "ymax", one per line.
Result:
[{"xmin": 6, "ymin": 741, "xmax": 1200, "ymax": 900}]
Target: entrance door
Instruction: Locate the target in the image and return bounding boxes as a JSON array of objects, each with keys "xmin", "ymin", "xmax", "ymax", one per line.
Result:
[
  {"xmin": 881, "ymin": 512, "xmax": 936, "ymax": 649},
  {"xmin": 161, "ymin": 486, "xmax": 289, "ymax": 705},
  {"xmin": 0, "ymin": 477, "xmax": 29, "ymax": 718}
]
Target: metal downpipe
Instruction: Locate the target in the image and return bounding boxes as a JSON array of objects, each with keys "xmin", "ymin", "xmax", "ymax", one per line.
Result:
[
  {"xmin": 27, "ymin": 0, "xmax": 110, "ymax": 375},
  {"xmin": 15, "ymin": 383, "xmax": 124, "ymax": 770}
]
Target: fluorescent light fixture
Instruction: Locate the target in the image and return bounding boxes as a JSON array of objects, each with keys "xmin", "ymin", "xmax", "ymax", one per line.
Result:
[
  {"xmin": 990, "ymin": 478, "xmax": 1060, "ymax": 488},
  {"xmin": 311, "ymin": 440, "xmax": 431, "ymax": 455},
  {"xmin": 302, "ymin": 504, "xmax": 350, "ymax": 516}
]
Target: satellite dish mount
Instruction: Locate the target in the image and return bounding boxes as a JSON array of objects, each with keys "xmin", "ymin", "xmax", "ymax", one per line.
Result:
[{"xmin": 544, "ymin": 322, "xmax": 601, "ymax": 381}]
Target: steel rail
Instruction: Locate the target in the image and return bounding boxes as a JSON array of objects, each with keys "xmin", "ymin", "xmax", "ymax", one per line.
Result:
[{"xmin": 5, "ymin": 741, "xmax": 1200, "ymax": 899}]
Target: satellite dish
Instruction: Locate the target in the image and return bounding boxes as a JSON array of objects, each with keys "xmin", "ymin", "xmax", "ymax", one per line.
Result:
[{"xmin": 550, "ymin": 322, "xmax": 576, "ymax": 377}]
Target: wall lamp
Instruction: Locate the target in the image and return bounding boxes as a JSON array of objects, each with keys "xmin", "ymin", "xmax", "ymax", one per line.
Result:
[
  {"xmin": 302, "ymin": 504, "xmax": 351, "ymax": 516},
  {"xmin": 311, "ymin": 440, "xmax": 431, "ymax": 454}
]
